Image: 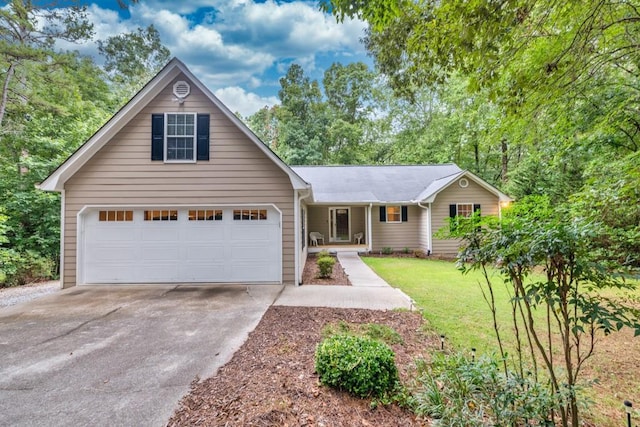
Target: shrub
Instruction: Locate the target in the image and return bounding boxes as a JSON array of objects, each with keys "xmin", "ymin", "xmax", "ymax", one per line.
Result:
[
  {"xmin": 317, "ymin": 249, "xmax": 331, "ymax": 259},
  {"xmin": 382, "ymin": 247, "xmax": 393, "ymax": 255},
  {"xmin": 413, "ymin": 352, "xmax": 558, "ymax": 425},
  {"xmin": 317, "ymin": 255, "xmax": 335, "ymax": 278},
  {"xmin": 315, "ymin": 334, "xmax": 399, "ymax": 398},
  {"xmin": 321, "ymin": 321, "xmax": 403, "ymax": 346},
  {"xmin": 413, "ymin": 249, "xmax": 426, "ymax": 258},
  {"xmin": 402, "ymin": 247, "xmax": 410, "ymax": 254},
  {"xmin": 1, "ymin": 249, "xmax": 54, "ymax": 287}
]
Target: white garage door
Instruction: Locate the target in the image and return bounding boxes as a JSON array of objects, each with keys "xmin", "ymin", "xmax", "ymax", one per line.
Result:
[{"xmin": 80, "ymin": 207, "xmax": 281, "ymax": 284}]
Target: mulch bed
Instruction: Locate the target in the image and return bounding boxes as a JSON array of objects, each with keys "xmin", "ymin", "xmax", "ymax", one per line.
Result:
[
  {"xmin": 301, "ymin": 254, "xmax": 351, "ymax": 286},
  {"xmin": 168, "ymin": 306, "xmax": 437, "ymax": 426}
]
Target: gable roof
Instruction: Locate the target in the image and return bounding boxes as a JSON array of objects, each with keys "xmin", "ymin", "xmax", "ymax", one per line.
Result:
[
  {"xmin": 39, "ymin": 58, "xmax": 309, "ymax": 192},
  {"xmin": 292, "ymin": 164, "xmax": 512, "ymax": 204}
]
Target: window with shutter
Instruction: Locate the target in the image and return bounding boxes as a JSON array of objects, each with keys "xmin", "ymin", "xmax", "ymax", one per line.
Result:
[
  {"xmin": 150, "ymin": 113, "xmax": 210, "ymax": 162},
  {"xmin": 380, "ymin": 206, "xmax": 407, "ymax": 223}
]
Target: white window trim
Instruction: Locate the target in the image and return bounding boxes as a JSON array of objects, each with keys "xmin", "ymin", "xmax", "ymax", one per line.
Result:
[
  {"xmin": 164, "ymin": 112, "xmax": 197, "ymax": 163},
  {"xmin": 385, "ymin": 205, "xmax": 402, "ymax": 223},
  {"xmin": 456, "ymin": 203, "xmax": 474, "ymax": 218}
]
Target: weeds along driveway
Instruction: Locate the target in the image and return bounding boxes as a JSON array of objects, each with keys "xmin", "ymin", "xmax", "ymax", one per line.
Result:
[{"xmin": 0, "ymin": 284, "xmax": 283, "ymax": 427}]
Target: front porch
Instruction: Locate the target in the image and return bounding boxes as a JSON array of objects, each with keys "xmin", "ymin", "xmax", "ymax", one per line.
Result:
[
  {"xmin": 307, "ymin": 244, "xmax": 369, "ymax": 254},
  {"xmin": 306, "ymin": 205, "xmax": 370, "ymax": 250}
]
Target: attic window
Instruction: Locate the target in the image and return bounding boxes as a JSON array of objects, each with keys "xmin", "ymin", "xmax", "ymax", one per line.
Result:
[{"xmin": 173, "ymin": 81, "xmax": 190, "ymax": 100}]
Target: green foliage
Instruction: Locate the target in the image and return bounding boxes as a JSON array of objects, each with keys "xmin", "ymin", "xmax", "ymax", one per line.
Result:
[
  {"xmin": 1, "ymin": 249, "xmax": 55, "ymax": 287},
  {"xmin": 98, "ymin": 24, "xmax": 170, "ymax": 92},
  {"xmin": 321, "ymin": 320, "xmax": 403, "ymax": 346},
  {"xmin": 317, "ymin": 255, "xmax": 336, "ymax": 278},
  {"xmin": 413, "ymin": 352, "xmax": 558, "ymax": 425},
  {"xmin": 455, "ymin": 196, "xmax": 640, "ymax": 426},
  {"xmin": 317, "ymin": 249, "xmax": 331, "ymax": 259},
  {"xmin": 382, "ymin": 247, "xmax": 393, "ymax": 255},
  {"xmin": 315, "ymin": 334, "xmax": 399, "ymax": 398}
]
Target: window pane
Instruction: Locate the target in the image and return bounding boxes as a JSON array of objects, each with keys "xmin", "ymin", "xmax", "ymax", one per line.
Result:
[
  {"xmin": 457, "ymin": 204, "xmax": 473, "ymax": 218},
  {"xmin": 99, "ymin": 211, "xmax": 107, "ymax": 221},
  {"xmin": 215, "ymin": 210, "xmax": 223, "ymax": 220},
  {"xmin": 386, "ymin": 206, "xmax": 401, "ymax": 222},
  {"xmin": 233, "ymin": 210, "xmax": 241, "ymax": 220},
  {"xmin": 259, "ymin": 209, "xmax": 267, "ymax": 220},
  {"xmin": 125, "ymin": 211, "xmax": 133, "ymax": 221}
]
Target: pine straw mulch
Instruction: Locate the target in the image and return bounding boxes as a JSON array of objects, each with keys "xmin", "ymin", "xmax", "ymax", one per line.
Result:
[{"xmin": 168, "ymin": 306, "xmax": 439, "ymax": 426}]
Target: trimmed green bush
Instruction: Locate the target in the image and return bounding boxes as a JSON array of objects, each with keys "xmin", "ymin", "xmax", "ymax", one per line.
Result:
[
  {"xmin": 315, "ymin": 334, "xmax": 399, "ymax": 398},
  {"xmin": 382, "ymin": 247, "xmax": 393, "ymax": 255},
  {"xmin": 317, "ymin": 249, "xmax": 331, "ymax": 259},
  {"xmin": 317, "ymin": 255, "xmax": 335, "ymax": 278}
]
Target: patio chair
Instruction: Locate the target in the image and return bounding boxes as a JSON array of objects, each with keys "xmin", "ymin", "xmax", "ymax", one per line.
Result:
[
  {"xmin": 309, "ymin": 232, "xmax": 325, "ymax": 246},
  {"xmin": 353, "ymin": 232, "xmax": 363, "ymax": 244}
]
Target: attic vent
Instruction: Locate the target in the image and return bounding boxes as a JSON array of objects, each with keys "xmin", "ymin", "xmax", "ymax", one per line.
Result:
[
  {"xmin": 459, "ymin": 178, "xmax": 469, "ymax": 188},
  {"xmin": 173, "ymin": 81, "xmax": 190, "ymax": 100}
]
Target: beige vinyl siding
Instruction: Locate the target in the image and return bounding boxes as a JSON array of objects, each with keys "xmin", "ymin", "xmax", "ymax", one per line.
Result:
[
  {"xmin": 371, "ymin": 205, "xmax": 420, "ymax": 251},
  {"xmin": 307, "ymin": 206, "xmax": 329, "ymax": 242},
  {"xmin": 350, "ymin": 207, "xmax": 366, "ymax": 243},
  {"xmin": 431, "ymin": 178, "xmax": 500, "ymax": 255},
  {"xmin": 62, "ymin": 73, "xmax": 295, "ymax": 287}
]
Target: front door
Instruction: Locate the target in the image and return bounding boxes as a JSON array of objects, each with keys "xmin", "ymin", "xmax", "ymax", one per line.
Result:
[{"xmin": 329, "ymin": 207, "xmax": 350, "ymax": 242}]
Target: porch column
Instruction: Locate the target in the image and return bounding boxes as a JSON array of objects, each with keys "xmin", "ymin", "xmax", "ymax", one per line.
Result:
[{"xmin": 367, "ymin": 203, "xmax": 373, "ymax": 252}]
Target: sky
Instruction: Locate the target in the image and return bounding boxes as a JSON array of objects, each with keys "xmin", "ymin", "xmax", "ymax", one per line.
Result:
[{"xmin": 65, "ymin": 0, "xmax": 370, "ymax": 117}]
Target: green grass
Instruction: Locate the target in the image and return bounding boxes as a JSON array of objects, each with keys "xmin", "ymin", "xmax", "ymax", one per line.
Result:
[
  {"xmin": 361, "ymin": 257, "xmax": 541, "ymax": 355},
  {"xmin": 362, "ymin": 256, "xmax": 640, "ymax": 426}
]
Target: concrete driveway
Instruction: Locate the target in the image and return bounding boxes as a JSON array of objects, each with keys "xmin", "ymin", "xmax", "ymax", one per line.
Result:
[{"xmin": 0, "ymin": 284, "xmax": 283, "ymax": 427}]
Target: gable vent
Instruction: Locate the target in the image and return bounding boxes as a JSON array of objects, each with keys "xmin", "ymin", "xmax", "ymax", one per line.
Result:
[{"xmin": 173, "ymin": 81, "xmax": 191, "ymax": 101}]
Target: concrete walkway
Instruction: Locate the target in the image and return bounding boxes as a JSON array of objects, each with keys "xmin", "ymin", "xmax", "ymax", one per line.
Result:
[
  {"xmin": 276, "ymin": 252, "xmax": 416, "ymax": 310},
  {"xmin": 337, "ymin": 252, "xmax": 389, "ymax": 287}
]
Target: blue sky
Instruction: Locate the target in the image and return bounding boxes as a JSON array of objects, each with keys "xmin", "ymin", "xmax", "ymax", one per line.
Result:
[{"xmin": 64, "ymin": 0, "xmax": 370, "ymax": 116}]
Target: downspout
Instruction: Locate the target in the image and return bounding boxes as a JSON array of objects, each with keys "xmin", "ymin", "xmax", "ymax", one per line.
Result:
[
  {"xmin": 417, "ymin": 201, "xmax": 432, "ymax": 255},
  {"xmin": 367, "ymin": 203, "xmax": 373, "ymax": 253},
  {"xmin": 295, "ymin": 188, "xmax": 312, "ymax": 286}
]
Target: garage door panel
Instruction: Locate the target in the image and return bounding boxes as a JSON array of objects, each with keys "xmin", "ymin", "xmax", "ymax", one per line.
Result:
[
  {"xmin": 86, "ymin": 226, "xmax": 137, "ymax": 242},
  {"xmin": 82, "ymin": 207, "xmax": 281, "ymax": 284},
  {"xmin": 141, "ymin": 227, "xmax": 180, "ymax": 241},
  {"xmin": 185, "ymin": 244, "xmax": 225, "ymax": 260},
  {"xmin": 136, "ymin": 262, "xmax": 180, "ymax": 281},
  {"xmin": 139, "ymin": 245, "xmax": 179, "ymax": 261}
]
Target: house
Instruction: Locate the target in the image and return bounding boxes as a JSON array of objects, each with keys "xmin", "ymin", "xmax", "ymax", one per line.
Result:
[{"xmin": 39, "ymin": 58, "xmax": 512, "ymax": 289}]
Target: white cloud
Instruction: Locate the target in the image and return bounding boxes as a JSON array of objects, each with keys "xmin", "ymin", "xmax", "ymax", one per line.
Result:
[
  {"xmin": 214, "ymin": 86, "xmax": 279, "ymax": 117},
  {"xmin": 55, "ymin": 0, "xmax": 369, "ymax": 115}
]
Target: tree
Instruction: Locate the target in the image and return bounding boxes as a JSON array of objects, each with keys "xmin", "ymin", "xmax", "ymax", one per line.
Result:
[
  {"xmin": 97, "ymin": 25, "xmax": 171, "ymax": 101},
  {"xmin": 454, "ymin": 197, "xmax": 640, "ymax": 426},
  {"xmin": 0, "ymin": 0, "xmax": 93, "ymax": 129}
]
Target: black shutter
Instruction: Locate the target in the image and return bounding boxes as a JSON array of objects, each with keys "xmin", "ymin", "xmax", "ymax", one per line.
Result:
[
  {"xmin": 151, "ymin": 114, "xmax": 164, "ymax": 161},
  {"xmin": 401, "ymin": 205, "xmax": 408, "ymax": 222},
  {"xmin": 379, "ymin": 206, "xmax": 386, "ymax": 222},
  {"xmin": 449, "ymin": 204, "xmax": 457, "ymax": 218},
  {"xmin": 473, "ymin": 204, "xmax": 481, "ymax": 215},
  {"xmin": 196, "ymin": 114, "xmax": 210, "ymax": 161}
]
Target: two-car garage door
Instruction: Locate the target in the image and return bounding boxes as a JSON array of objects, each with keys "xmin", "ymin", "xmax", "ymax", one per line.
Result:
[{"xmin": 80, "ymin": 206, "xmax": 281, "ymax": 284}]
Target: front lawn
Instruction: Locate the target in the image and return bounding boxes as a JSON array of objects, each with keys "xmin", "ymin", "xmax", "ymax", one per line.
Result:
[
  {"xmin": 362, "ymin": 256, "xmax": 521, "ymax": 354},
  {"xmin": 362, "ymin": 256, "xmax": 640, "ymax": 426}
]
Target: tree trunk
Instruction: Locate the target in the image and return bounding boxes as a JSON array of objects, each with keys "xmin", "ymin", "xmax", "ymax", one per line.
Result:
[
  {"xmin": 501, "ymin": 138, "xmax": 508, "ymax": 184},
  {"xmin": 0, "ymin": 62, "xmax": 16, "ymax": 129}
]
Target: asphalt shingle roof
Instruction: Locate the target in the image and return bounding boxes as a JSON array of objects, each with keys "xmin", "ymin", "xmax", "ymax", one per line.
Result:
[{"xmin": 291, "ymin": 164, "xmax": 464, "ymax": 203}]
